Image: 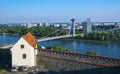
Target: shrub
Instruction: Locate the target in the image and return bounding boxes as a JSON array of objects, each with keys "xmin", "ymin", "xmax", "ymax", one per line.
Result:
[
  {"xmin": 46, "ymin": 46, "xmax": 52, "ymax": 49},
  {"xmin": 63, "ymin": 49, "xmax": 72, "ymax": 53},
  {"xmin": 0, "ymin": 48, "xmax": 3, "ymax": 50},
  {"xmin": 0, "ymin": 68, "xmax": 3, "ymax": 72},
  {"xmin": 37, "ymin": 44, "xmax": 41, "ymax": 48},
  {"xmin": 53, "ymin": 45, "xmax": 62, "ymax": 51},
  {"xmin": 86, "ymin": 51, "xmax": 99, "ymax": 56}
]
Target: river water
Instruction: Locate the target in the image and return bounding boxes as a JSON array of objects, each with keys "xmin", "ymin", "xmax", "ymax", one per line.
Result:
[
  {"xmin": 0, "ymin": 34, "xmax": 20, "ymax": 45},
  {"xmin": 0, "ymin": 35, "xmax": 120, "ymax": 58}
]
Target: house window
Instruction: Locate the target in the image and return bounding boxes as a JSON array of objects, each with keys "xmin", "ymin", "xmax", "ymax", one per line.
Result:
[
  {"xmin": 23, "ymin": 54, "xmax": 26, "ymax": 59},
  {"xmin": 21, "ymin": 45, "xmax": 24, "ymax": 49}
]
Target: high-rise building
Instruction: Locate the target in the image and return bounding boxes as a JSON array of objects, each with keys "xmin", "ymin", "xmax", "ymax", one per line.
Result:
[{"xmin": 82, "ymin": 19, "xmax": 92, "ymax": 33}]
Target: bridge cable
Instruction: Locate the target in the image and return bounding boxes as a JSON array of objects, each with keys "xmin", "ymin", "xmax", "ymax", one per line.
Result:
[{"xmin": 40, "ymin": 29, "xmax": 61, "ymax": 39}]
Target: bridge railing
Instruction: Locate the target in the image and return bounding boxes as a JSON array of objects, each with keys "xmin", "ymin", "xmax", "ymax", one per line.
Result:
[{"xmin": 37, "ymin": 48, "xmax": 120, "ymax": 67}]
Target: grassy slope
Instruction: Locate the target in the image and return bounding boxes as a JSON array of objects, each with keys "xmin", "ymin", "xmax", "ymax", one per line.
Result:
[{"xmin": 0, "ymin": 68, "xmax": 3, "ymax": 72}]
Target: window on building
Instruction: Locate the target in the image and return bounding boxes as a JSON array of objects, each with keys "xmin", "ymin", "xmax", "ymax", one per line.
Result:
[
  {"xmin": 21, "ymin": 45, "xmax": 24, "ymax": 49},
  {"xmin": 23, "ymin": 54, "xmax": 26, "ymax": 59}
]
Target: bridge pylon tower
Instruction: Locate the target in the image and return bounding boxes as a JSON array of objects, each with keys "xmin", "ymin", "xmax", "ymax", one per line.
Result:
[{"xmin": 71, "ymin": 18, "xmax": 76, "ymax": 37}]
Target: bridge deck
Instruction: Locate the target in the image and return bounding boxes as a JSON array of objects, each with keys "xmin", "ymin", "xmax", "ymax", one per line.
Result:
[
  {"xmin": 0, "ymin": 44, "xmax": 14, "ymax": 49},
  {"xmin": 38, "ymin": 35, "xmax": 73, "ymax": 42},
  {"xmin": 38, "ymin": 34, "xmax": 81, "ymax": 42}
]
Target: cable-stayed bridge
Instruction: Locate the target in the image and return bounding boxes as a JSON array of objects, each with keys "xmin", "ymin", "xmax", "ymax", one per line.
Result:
[
  {"xmin": 38, "ymin": 34, "xmax": 82, "ymax": 42},
  {"xmin": 1, "ymin": 18, "xmax": 82, "ymax": 48}
]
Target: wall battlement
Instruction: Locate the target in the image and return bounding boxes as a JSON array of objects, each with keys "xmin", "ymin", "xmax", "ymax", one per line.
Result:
[{"xmin": 37, "ymin": 49, "xmax": 120, "ymax": 67}]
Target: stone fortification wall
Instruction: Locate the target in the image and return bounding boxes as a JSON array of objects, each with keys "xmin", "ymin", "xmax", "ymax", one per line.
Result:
[
  {"xmin": 37, "ymin": 49, "xmax": 120, "ymax": 71},
  {"xmin": 37, "ymin": 49, "xmax": 120, "ymax": 66}
]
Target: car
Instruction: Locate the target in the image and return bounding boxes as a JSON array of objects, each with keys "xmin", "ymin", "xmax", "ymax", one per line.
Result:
[
  {"xmin": 22, "ymin": 66, "xmax": 28, "ymax": 71},
  {"xmin": 18, "ymin": 66, "xmax": 23, "ymax": 71},
  {"xmin": 11, "ymin": 66, "xmax": 18, "ymax": 72},
  {"xmin": 27, "ymin": 71, "xmax": 34, "ymax": 74},
  {"xmin": 18, "ymin": 66, "xmax": 28, "ymax": 71}
]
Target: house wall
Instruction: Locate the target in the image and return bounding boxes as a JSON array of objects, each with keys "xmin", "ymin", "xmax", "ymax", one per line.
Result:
[{"xmin": 11, "ymin": 37, "xmax": 36, "ymax": 67}]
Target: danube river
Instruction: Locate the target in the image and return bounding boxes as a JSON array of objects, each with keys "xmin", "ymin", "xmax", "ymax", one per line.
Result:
[{"xmin": 1, "ymin": 35, "xmax": 120, "ymax": 58}]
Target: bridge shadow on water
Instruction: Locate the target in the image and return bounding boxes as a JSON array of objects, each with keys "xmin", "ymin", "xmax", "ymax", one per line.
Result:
[{"xmin": 37, "ymin": 67, "xmax": 120, "ymax": 74}]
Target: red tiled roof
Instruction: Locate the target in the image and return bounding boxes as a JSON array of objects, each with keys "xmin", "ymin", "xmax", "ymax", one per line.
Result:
[{"xmin": 23, "ymin": 32, "xmax": 37, "ymax": 48}]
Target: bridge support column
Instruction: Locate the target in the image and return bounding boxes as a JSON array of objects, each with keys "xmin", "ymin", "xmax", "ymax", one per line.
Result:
[{"xmin": 71, "ymin": 18, "xmax": 75, "ymax": 37}]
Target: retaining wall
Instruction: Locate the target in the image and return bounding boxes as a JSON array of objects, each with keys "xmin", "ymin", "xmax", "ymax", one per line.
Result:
[{"xmin": 37, "ymin": 49, "xmax": 120, "ymax": 66}]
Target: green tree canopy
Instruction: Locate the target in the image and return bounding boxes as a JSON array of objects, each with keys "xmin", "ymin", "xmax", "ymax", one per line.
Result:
[
  {"xmin": 46, "ymin": 46, "xmax": 52, "ymax": 49},
  {"xmin": 86, "ymin": 51, "xmax": 99, "ymax": 56},
  {"xmin": 37, "ymin": 44, "xmax": 41, "ymax": 48},
  {"xmin": 63, "ymin": 48, "xmax": 72, "ymax": 53},
  {"xmin": 53, "ymin": 45, "xmax": 62, "ymax": 51}
]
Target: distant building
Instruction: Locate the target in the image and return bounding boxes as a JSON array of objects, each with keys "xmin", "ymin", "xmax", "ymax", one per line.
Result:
[
  {"xmin": 61, "ymin": 23, "xmax": 69, "ymax": 29},
  {"xmin": 27, "ymin": 23, "xmax": 33, "ymax": 28},
  {"xmin": 54, "ymin": 24, "xmax": 60, "ymax": 27},
  {"xmin": 45, "ymin": 22, "xmax": 50, "ymax": 27},
  {"xmin": 117, "ymin": 23, "xmax": 120, "ymax": 27},
  {"xmin": 82, "ymin": 19, "xmax": 92, "ymax": 33},
  {"xmin": 62, "ymin": 25, "xmax": 71, "ymax": 29},
  {"xmin": 103, "ymin": 22, "xmax": 115, "ymax": 26},
  {"xmin": 61, "ymin": 24, "xmax": 68, "ymax": 27},
  {"xmin": 21, "ymin": 23, "xmax": 33, "ymax": 28},
  {"xmin": 39, "ymin": 23, "xmax": 42, "ymax": 26},
  {"xmin": 21, "ymin": 23, "xmax": 28, "ymax": 28},
  {"xmin": 33, "ymin": 24, "xmax": 38, "ymax": 27},
  {"xmin": 76, "ymin": 25, "xmax": 83, "ymax": 30},
  {"xmin": 10, "ymin": 32, "xmax": 38, "ymax": 67}
]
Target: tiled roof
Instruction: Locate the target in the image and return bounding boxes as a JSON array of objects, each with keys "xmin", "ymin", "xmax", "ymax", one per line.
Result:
[{"xmin": 23, "ymin": 32, "xmax": 37, "ymax": 48}]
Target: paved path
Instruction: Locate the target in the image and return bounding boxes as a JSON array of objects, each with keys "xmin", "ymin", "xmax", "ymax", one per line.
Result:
[{"xmin": 0, "ymin": 70, "xmax": 35, "ymax": 74}]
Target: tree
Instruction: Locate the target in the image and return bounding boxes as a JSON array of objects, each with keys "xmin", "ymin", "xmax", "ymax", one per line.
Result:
[
  {"xmin": 0, "ymin": 68, "xmax": 3, "ymax": 72},
  {"xmin": 53, "ymin": 45, "xmax": 62, "ymax": 51},
  {"xmin": 92, "ymin": 32, "xmax": 97, "ymax": 40},
  {"xmin": 110, "ymin": 33, "xmax": 115, "ymax": 40},
  {"xmin": 63, "ymin": 49, "xmax": 72, "ymax": 53},
  {"xmin": 86, "ymin": 51, "xmax": 99, "ymax": 56},
  {"xmin": 37, "ymin": 44, "xmax": 41, "ymax": 48},
  {"xmin": 103, "ymin": 33, "xmax": 108, "ymax": 40},
  {"xmin": 117, "ymin": 32, "xmax": 120, "ymax": 38},
  {"xmin": 46, "ymin": 46, "xmax": 52, "ymax": 49},
  {"xmin": 84, "ymin": 32, "xmax": 89, "ymax": 39},
  {"xmin": 77, "ymin": 35, "xmax": 82, "ymax": 39}
]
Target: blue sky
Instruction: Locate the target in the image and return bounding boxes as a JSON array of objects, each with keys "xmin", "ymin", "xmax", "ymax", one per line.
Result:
[{"xmin": 0, "ymin": 0, "xmax": 120, "ymax": 23}]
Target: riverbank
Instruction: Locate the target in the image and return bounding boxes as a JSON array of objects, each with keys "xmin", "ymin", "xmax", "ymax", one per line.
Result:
[
  {"xmin": 62, "ymin": 38, "xmax": 120, "ymax": 44},
  {"xmin": 0, "ymin": 33, "xmax": 21, "ymax": 37},
  {"xmin": 1, "ymin": 32, "xmax": 120, "ymax": 44}
]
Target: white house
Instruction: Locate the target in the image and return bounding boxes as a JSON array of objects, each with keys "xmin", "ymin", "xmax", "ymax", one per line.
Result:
[{"xmin": 10, "ymin": 32, "xmax": 38, "ymax": 67}]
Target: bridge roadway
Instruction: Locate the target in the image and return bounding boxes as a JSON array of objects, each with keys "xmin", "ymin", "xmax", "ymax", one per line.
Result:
[
  {"xmin": 0, "ymin": 44, "xmax": 14, "ymax": 49},
  {"xmin": 38, "ymin": 34, "xmax": 82, "ymax": 42},
  {"xmin": 38, "ymin": 35, "xmax": 73, "ymax": 42}
]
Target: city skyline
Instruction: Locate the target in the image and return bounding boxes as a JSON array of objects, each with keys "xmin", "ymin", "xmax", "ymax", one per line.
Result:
[{"xmin": 0, "ymin": 0, "xmax": 120, "ymax": 23}]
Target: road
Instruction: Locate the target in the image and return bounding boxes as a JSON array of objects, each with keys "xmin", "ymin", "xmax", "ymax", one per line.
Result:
[{"xmin": 0, "ymin": 70, "xmax": 35, "ymax": 74}]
